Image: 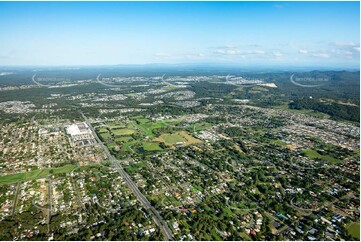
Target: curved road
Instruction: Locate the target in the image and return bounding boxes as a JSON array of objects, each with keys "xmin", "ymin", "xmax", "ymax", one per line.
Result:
[
  {"xmin": 32, "ymin": 74, "xmax": 50, "ymax": 87},
  {"xmin": 290, "ymin": 73, "xmax": 325, "ymax": 88}
]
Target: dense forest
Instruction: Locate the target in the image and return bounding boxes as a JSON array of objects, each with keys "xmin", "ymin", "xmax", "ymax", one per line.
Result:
[{"xmin": 289, "ymin": 98, "xmax": 360, "ymax": 122}]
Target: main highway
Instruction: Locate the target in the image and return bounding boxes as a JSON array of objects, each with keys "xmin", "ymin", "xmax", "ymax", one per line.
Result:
[{"xmin": 81, "ymin": 112, "xmax": 174, "ymax": 240}]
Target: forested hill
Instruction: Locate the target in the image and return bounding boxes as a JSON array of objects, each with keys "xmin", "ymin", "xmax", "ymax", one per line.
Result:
[{"xmin": 289, "ymin": 98, "xmax": 360, "ymax": 122}]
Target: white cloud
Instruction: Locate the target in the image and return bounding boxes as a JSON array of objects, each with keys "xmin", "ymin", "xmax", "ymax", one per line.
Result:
[
  {"xmin": 213, "ymin": 46, "xmax": 266, "ymax": 55},
  {"xmin": 183, "ymin": 53, "xmax": 207, "ymax": 59},
  {"xmin": 331, "ymin": 42, "xmax": 360, "ymax": 56},
  {"xmin": 154, "ymin": 52, "xmax": 169, "ymax": 57},
  {"xmin": 274, "ymin": 4, "xmax": 284, "ymax": 9},
  {"xmin": 334, "ymin": 42, "xmax": 358, "ymax": 47},
  {"xmin": 273, "ymin": 52, "xmax": 284, "ymax": 58},
  {"xmin": 311, "ymin": 53, "xmax": 330, "ymax": 58},
  {"xmin": 298, "ymin": 49, "xmax": 330, "ymax": 58},
  {"xmin": 331, "ymin": 49, "xmax": 353, "ymax": 56}
]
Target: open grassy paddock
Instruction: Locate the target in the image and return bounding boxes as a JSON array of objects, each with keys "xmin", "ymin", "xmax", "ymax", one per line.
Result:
[
  {"xmin": 142, "ymin": 142, "xmax": 163, "ymax": 151},
  {"xmin": 135, "ymin": 118, "xmax": 167, "ymax": 137},
  {"xmin": 111, "ymin": 128, "xmax": 136, "ymax": 136},
  {"xmin": 101, "ymin": 118, "xmax": 199, "ymax": 155},
  {"xmin": 97, "ymin": 128, "xmax": 108, "ymax": 133},
  {"xmin": 154, "ymin": 131, "xmax": 202, "ymax": 147},
  {"xmin": 301, "ymin": 148, "xmax": 340, "ymax": 164},
  {"xmin": 0, "ymin": 164, "xmax": 77, "ymax": 185},
  {"xmin": 163, "ymin": 133, "xmax": 186, "ymax": 144},
  {"xmin": 189, "ymin": 122, "xmax": 212, "ymax": 132},
  {"xmin": 114, "ymin": 136, "xmax": 133, "ymax": 143},
  {"xmin": 99, "ymin": 132, "xmax": 112, "ymax": 140},
  {"xmin": 346, "ymin": 222, "xmax": 360, "ymax": 240}
]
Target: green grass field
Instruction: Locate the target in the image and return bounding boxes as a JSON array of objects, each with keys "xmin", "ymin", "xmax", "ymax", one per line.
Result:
[
  {"xmin": 99, "ymin": 132, "xmax": 112, "ymax": 140},
  {"xmin": 135, "ymin": 118, "xmax": 149, "ymax": 124},
  {"xmin": 111, "ymin": 128, "xmax": 136, "ymax": 136},
  {"xmin": 210, "ymin": 228, "xmax": 223, "ymax": 241},
  {"xmin": 134, "ymin": 118, "xmax": 168, "ymax": 137},
  {"xmin": 114, "ymin": 136, "xmax": 133, "ymax": 143},
  {"xmin": 142, "ymin": 142, "xmax": 163, "ymax": 151},
  {"xmin": 103, "ymin": 117, "xmax": 182, "ymax": 140},
  {"xmin": 347, "ymin": 222, "xmax": 360, "ymax": 240},
  {"xmin": 0, "ymin": 165, "xmax": 77, "ymax": 185},
  {"xmin": 240, "ymin": 232, "xmax": 251, "ymax": 241},
  {"xmin": 163, "ymin": 134, "xmax": 186, "ymax": 144},
  {"xmin": 97, "ymin": 128, "xmax": 108, "ymax": 133},
  {"xmin": 154, "ymin": 131, "xmax": 202, "ymax": 147},
  {"xmin": 132, "ymin": 117, "xmax": 181, "ymax": 137},
  {"xmin": 154, "ymin": 133, "xmax": 185, "ymax": 146},
  {"xmin": 100, "ymin": 118, "xmax": 188, "ymax": 155},
  {"xmin": 106, "ymin": 142, "xmax": 117, "ymax": 150},
  {"xmin": 188, "ymin": 122, "xmax": 212, "ymax": 132},
  {"xmin": 190, "ymin": 184, "xmax": 204, "ymax": 193},
  {"xmin": 105, "ymin": 121, "xmax": 125, "ymax": 129},
  {"xmin": 121, "ymin": 140, "xmax": 137, "ymax": 152},
  {"xmin": 301, "ymin": 149, "xmax": 340, "ymax": 164},
  {"xmin": 124, "ymin": 162, "xmax": 147, "ymax": 174},
  {"xmin": 270, "ymin": 139, "xmax": 287, "ymax": 147}
]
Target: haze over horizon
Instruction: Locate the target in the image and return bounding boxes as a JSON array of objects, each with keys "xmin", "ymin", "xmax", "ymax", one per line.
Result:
[{"xmin": 0, "ymin": 1, "xmax": 359, "ymax": 68}]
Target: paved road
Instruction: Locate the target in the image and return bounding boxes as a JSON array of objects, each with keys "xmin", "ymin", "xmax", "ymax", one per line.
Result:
[
  {"xmin": 11, "ymin": 182, "xmax": 21, "ymax": 215},
  {"xmin": 290, "ymin": 73, "xmax": 324, "ymax": 88},
  {"xmin": 96, "ymin": 74, "xmax": 125, "ymax": 89},
  {"xmin": 70, "ymin": 174, "xmax": 84, "ymax": 209},
  {"xmin": 32, "ymin": 74, "xmax": 49, "ymax": 87},
  {"xmin": 81, "ymin": 112, "xmax": 174, "ymax": 240},
  {"xmin": 47, "ymin": 176, "xmax": 52, "ymax": 234}
]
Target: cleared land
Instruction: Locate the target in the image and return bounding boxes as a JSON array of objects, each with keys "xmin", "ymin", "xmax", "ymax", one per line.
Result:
[
  {"xmin": 112, "ymin": 128, "xmax": 136, "ymax": 136},
  {"xmin": 97, "ymin": 128, "xmax": 108, "ymax": 133},
  {"xmin": 301, "ymin": 148, "xmax": 340, "ymax": 164},
  {"xmin": 272, "ymin": 103, "xmax": 329, "ymax": 119},
  {"xmin": 132, "ymin": 117, "xmax": 181, "ymax": 138},
  {"xmin": 163, "ymin": 133, "xmax": 186, "ymax": 144},
  {"xmin": 99, "ymin": 132, "xmax": 112, "ymax": 140},
  {"xmin": 346, "ymin": 222, "xmax": 360, "ymax": 240},
  {"xmin": 154, "ymin": 131, "xmax": 202, "ymax": 148},
  {"xmin": 114, "ymin": 136, "xmax": 133, "ymax": 143},
  {"xmin": 0, "ymin": 165, "xmax": 76, "ymax": 185},
  {"xmin": 106, "ymin": 121, "xmax": 126, "ymax": 129},
  {"xmin": 187, "ymin": 122, "xmax": 212, "ymax": 132},
  {"xmin": 142, "ymin": 142, "xmax": 163, "ymax": 151},
  {"xmin": 100, "ymin": 118, "xmax": 196, "ymax": 154}
]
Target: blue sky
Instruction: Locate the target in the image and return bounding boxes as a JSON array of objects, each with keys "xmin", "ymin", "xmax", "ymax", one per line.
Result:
[{"xmin": 0, "ymin": 1, "xmax": 359, "ymax": 67}]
